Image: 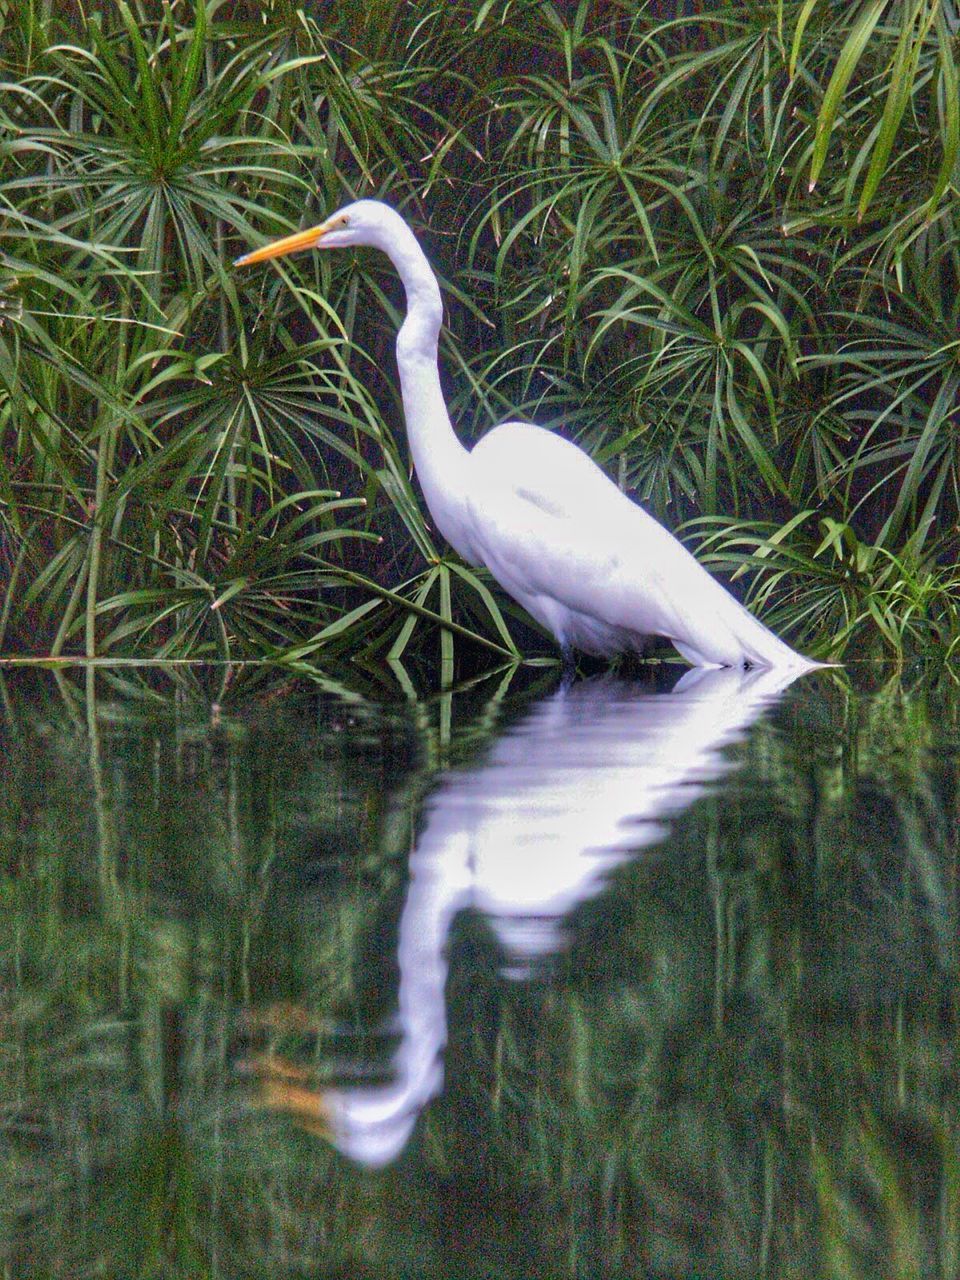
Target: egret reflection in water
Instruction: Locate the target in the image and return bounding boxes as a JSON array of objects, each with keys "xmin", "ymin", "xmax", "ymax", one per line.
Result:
[{"xmin": 257, "ymin": 665, "xmax": 808, "ymax": 1167}]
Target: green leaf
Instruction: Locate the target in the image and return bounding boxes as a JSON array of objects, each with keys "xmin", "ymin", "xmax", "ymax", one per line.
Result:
[
  {"xmin": 448, "ymin": 562, "xmax": 522, "ymax": 657},
  {"xmin": 809, "ymin": 0, "xmax": 888, "ymax": 193},
  {"xmin": 927, "ymin": 7, "xmax": 960, "ymax": 213},
  {"xmin": 387, "ymin": 566, "xmax": 438, "ymax": 662},
  {"xmin": 789, "ymin": 0, "xmax": 821, "ymax": 81},
  {"xmin": 858, "ymin": 0, "xmax": 936, "ymax": 220},
  {"xmin": 116, "ymin": 1, "xmax": 165, "ymax": 153},
  {"xmin": 165, "ymin": 0, "xmax": 207, "ymax": 165}
]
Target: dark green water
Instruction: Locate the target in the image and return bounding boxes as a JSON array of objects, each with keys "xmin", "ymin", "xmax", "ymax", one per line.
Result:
[{"xmin": 0, "ymin": 661, "xmax": 957, "ymax": 1280}]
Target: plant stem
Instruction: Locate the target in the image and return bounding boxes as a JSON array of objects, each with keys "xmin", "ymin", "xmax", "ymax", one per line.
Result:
[
  {"xmin": 0, "ymin": 532, "xmax": 29, "ymax": 653},
  {"xmin": 51, "ymin": 555, "xmax": 89, "ymax": 657},
  {"xmin": 85, "ymin": 305, "xmax": 128, "ymax": 658}
]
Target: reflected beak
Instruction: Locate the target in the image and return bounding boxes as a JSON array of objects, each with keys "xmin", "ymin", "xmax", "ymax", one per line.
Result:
[{"xmin": 234, "ymin": 216, "xmax": 338, "ymax": 267}]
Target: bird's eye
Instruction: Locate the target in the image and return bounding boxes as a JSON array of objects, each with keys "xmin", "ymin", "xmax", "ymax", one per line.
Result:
[{"xmin": 340, "ymin": 214, "xmax": 350, "ymax": 225}]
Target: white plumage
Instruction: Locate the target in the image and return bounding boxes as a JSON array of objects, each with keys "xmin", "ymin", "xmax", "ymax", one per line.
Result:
[
  {"xmin": 237, "ymin": 200, "xmax": 814, "ymax": 670},
  {"xmin": 253, "ymin": 665, "xmax": 805, "ymax": 1167}
]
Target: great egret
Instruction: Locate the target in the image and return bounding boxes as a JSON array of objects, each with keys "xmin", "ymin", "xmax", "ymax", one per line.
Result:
[{"xmin": 237, "ymin": 200, "xmax": 814, "ymax": 670}]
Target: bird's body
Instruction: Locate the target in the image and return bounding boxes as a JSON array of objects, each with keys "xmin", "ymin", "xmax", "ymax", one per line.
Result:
[{"xmin": 237, "ymin": 200, "xmax": 814, "ymax": 670}]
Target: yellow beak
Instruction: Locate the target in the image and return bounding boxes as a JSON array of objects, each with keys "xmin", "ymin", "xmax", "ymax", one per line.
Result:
[{"xmin": 234, "ymin": 216, "xmax": 337, "ymax": 267}]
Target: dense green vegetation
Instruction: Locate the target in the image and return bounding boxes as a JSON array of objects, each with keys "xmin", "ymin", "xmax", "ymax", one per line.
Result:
[{"xmin": 1, "ymin": 0, "xmax": 959, "ymax": 665}]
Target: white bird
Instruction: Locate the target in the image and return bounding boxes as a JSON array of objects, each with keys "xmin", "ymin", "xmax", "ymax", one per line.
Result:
[{"xmin": 237, "ymin": 200, "xmax": 815, "ymax": 670}]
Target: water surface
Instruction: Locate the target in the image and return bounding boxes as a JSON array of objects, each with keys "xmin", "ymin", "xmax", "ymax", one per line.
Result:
[{"xmin": 0, "ymin": 661, "xmax": 956, "ymax": 1278}]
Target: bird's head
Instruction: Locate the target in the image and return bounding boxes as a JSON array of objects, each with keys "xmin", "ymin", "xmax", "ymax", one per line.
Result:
[{"xmin": 235, "ymin": 199, "xmax": 406, "ymax": 266}]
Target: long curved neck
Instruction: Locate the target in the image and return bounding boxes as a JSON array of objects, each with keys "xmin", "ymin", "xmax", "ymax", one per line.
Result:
[{"xmin": 381, "ymin": 221, "xmax": 473, "ymax": 560}]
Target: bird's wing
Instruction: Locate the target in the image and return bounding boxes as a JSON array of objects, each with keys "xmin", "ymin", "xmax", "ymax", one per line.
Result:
[
  {"xmin": 469, "ymin": 422, "xmax": 630, "ymax": 523},
  {"xmin": 465, "ymin": 423, "xmax": 806, "ymax": 667},
  {"xmin": 466, "ymin": 423, "xmax": 704, "ymax": 633}
]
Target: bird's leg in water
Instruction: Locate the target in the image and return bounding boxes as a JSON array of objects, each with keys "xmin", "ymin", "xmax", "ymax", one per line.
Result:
[{"xmin": 560, "ymin": 644, "xmax": 577, "ymax": 688}]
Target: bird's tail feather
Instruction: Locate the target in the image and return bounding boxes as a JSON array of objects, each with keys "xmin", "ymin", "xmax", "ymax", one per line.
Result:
[
  {"xmin": 670, "ymin": 579, "xmax": 818, "ymax": 669},
  {"xmin": 675, "ymin": 588, "xmax": 819, "ymax": 670}
]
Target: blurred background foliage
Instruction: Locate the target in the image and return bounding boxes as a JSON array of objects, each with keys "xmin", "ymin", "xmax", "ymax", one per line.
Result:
[
  {"xmin": 1, "ymin": 0, "xmax": 959, "ymax": 665},
  {"xmin": 0, "ymin": 661, "xmax": 957, "ymax": 1277}
]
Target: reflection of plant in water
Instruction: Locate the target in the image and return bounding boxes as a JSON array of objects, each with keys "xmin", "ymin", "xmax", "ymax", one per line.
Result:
[
  {"xmin": 428, "ymin": 674, "xmax": 960, "ymax": 1278},
  {"xmin": 0, "ymin": 665, "xmax": 422, "ymax": 1276},
  {"xmin": 0, "ymin": 666, "xmax": 957, "ymax": 1277}
]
